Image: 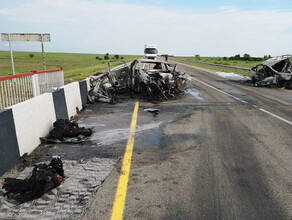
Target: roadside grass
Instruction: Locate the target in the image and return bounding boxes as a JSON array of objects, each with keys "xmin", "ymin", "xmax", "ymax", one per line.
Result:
[
  {"xmin": 25, "ymin": 151, "xmax": 42, "ymax": 165},
  {"xmin": 174, "ymin": 56, "xmax": 262, "ymax": 68},
  {"xmin": 173, "ymin": 56, "xmax": 264, "ymax": 76},
  {"xmin": 176, "ymin": 60, "xmax": 250, "ymax": 76},
  {"xmin": 0, "ymin": 51, "xmax": 141, "ymax": 83}
]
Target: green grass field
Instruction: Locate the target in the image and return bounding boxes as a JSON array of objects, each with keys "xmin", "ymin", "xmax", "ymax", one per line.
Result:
[
  {"xmin": 173, "ymin": 56, "xmax": 265, "ymax": 76},
  {"xmin": 0, "ymin": 51, "xmax": 141, "ymax": 83},
  {"xmin": 174, "ymin": 56, "xmax": 262, "ymax": 68}
]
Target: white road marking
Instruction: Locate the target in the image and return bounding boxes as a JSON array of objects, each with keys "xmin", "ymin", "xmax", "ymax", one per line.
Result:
[
  {"xmin": 190, "ymin": 76, "xmax": 292, "ymax": 126},
  {"xmin": 190, "ymin": 77, "xmax": 248, "ymax": 104},
  {"xmin": 258, "ymin": 108, "xmax": 292, "ymax": 125}
]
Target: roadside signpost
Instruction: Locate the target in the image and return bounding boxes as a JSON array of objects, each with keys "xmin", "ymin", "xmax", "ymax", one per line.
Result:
[{"xmin": 1, "ymin": 33, "xmax": 51, "ymax": 75}]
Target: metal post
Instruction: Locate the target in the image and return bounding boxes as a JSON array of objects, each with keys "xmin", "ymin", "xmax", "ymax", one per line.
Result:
[
  {"xmin": 60, "ymin": 70, "xmax": 64, "ymax": 87},
  {"xmin": 32, "ymin": 74, "xmax": 40, "ymax": 97},
  {"xmin": 8, "ymin": 33, "xmax": 16, "ymax": 76},
  {"xmin": 41, "ymin": 34, "xmax": 46, "ymax": 70}
]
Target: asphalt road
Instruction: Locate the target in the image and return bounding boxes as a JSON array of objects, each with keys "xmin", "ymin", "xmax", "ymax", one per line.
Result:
[{"xmin": 83, "ymin": 62, "xmax": 292, "ymax": 220}]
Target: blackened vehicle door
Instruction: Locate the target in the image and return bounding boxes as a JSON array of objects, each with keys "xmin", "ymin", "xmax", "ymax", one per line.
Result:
[
  {"xmin": 108, "ymin": 62, "xmax": 131, "ymax": 89},
  {"xmin": 256, "ymin": 65, "xmax": 266, "ymax": 80}
]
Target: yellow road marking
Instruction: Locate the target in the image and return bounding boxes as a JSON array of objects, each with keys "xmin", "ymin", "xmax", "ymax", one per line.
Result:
[
  {"xmin": 279, "ymin": 88, "xmax": 292, "ymax": 93},
  {"xmin": 110, "ymin": 101, "xmax": 139, "ymax": 220}
]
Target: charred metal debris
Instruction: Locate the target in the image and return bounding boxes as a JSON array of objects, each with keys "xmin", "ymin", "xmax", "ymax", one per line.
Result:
[
  {"xmin": 250, "ymin": 55, "xmax": 292, "ymax": 89},
  {"xmin": 49, "ymin": 119, "xmax": 92, "ymax": 138},
  {"xmin": 41, "ymin": 119, "xmax": 92, "ymax": 144},
  {"xmin": 88, "ymin": 59, "xmax": 189, "ymax": 102},
  {"xmin": 2, "ymin": 158, "xmax": 64, "ymax": 203}
]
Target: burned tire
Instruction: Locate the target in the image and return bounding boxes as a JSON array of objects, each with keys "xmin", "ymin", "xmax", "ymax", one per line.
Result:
[{"xmin": 284, "ymin": 81, "xmax": 292, "ymax": 89}]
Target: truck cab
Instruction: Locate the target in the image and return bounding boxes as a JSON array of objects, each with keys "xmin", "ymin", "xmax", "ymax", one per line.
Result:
[{"xmin": 144, "ymin": 44, "xmax": 158, "ymax": 60}]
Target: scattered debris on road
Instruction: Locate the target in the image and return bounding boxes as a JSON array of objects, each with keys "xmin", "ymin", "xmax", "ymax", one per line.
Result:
[
  {"xmin": 250, "ymin": 55, "xmax": 292, "ymax": 89},
  {"xmin": 143, "ymin": 108, "xmax": 160, "ymax": 115},
  {"xmin": 42, "ymin": 119, "xmax": 92, "ymax": 143},
  {"xmin": 88, "ymin": 59, "xmax": 189, "ymax": 102},
  {"xmin": 2, "ymin": 158, "xmax": 64, "ymax": 204},
  {"xmin": 0, "ymin": 158, "xmax": 117, "ymax": 219}
]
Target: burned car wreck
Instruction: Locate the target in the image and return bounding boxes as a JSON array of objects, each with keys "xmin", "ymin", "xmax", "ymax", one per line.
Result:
[
  {"xmin": 88, "ymin": 59, "xmax": 189, "ymax": 102},
  {"xmin": 250, "ymin": 55, "xmax": 292, "ymax": 89}
]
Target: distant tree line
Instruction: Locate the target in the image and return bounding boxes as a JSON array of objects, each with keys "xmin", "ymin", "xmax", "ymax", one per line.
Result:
[
  {"xmin": 95, "ymin": 53, "xmax": 124, "ymax": 61},
  {"xmin": 228, "ymin": 54, "xmax": 271, "ymax": 61},
  {"xmin": 194, "ymin": 54, "xmax": 272, "ymax": 62}
]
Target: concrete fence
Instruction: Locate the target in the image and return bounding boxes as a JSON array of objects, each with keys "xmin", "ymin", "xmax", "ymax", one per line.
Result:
[{"xmin": 0, "ymin": 78, "xmax": 90, "ymax": 176}]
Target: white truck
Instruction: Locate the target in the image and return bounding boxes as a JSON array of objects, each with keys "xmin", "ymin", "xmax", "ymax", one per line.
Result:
[{"xmin": 144, "ymin": 44, "xmax": 158, "ymax": 60}]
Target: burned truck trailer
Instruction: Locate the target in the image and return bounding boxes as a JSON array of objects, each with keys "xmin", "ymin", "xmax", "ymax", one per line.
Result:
[
  {"xmin": 250, "ymin": 55, "xmax": 292, "ymax": 89},
  {"xmin": 88, "ymin": 59, "xmax": 189, "ymax": 102}
]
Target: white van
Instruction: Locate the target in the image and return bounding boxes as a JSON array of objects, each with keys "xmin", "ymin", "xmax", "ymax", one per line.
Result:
[{"xmin": 144, "ymin": 44, "xmax": 158, "ymax": 59}]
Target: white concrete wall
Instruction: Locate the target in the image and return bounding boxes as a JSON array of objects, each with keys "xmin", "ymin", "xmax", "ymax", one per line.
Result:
[
  {"xmin": 10, "ymin": 93, "xmax": 56, "ymax": 156},
  {"xmin": 86, "ymin": 78, "xmax": 90, "ymax": 91},
  {"xmin": 6, "ymin": 81, "xmax": 85, "ymax": 157},
  {"xmin": 62, "ymin": 82, "xmax": 83, "ymax": 118}
]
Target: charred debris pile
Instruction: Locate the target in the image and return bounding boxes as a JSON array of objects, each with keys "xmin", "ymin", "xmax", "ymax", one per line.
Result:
[
  {"xmin": 88, "ymin": 59, "xmax": 189, "ymax": 103},
  {"xmin": 2, "ymin": 158, "xmax": 64, "ymax": 203},
  {"xmin": 49, "ymin": 119, "xmax": 92, "ymax": 139},
  {"xmin": 41, "ymin": 119, "xmax": 93, "ymax": 144},
  {"xmin": 250, "ymin": 55, "xmax": 292, "ymax": 89},
  {"xmin": 1, "ymin": 120, "xmax": 92, "ymax": 203}
]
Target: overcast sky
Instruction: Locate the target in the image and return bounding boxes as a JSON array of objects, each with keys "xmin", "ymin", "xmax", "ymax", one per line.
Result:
[{"xmin": 0, "ymin": 0, "xmax": 292, "ymax": 56}]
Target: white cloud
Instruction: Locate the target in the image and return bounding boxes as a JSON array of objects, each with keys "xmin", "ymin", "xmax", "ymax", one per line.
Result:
[
  {"xmin": 0, "ymin": 0, "xmax": 292, "ymax": 56},
  {"xmin": 218, "ymin": 6, "xmax": 239, "ymax": 12}
]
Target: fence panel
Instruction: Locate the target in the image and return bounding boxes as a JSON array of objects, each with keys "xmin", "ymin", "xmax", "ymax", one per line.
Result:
[
  {"xmin": 0, "ymin": 73, "xmax": 34, "ymax": 109},
  {"xmin": 36, "ymin": 69, "xmax": 64, "ymax": 94},
  {"xmin": 0, "ymin": 69, "xmax": 64, "ymax": 110}
]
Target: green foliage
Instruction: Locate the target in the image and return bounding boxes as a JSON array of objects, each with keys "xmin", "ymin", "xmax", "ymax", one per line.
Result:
[
  {"xmin": 114, "ymin": 55, "xmax": 119, "ymax": 59},
  {"xmin": 104, "ymin": 54, "xmax": 110, "ymax": 60},
  {"xmin": 264, "ymin": 55, "xmax": 272, "ymax": 60},
  {"xmin": 229, "ymin": 53, "xmax": 262, "ymax": 62},
  {"xmin": 29, "ymin": 54, "xmax": 34, "ymax": 58},
  {"xmin": 26, "ymin": 151, "xmax": 41, "ymax": 165},
  {"xmin": 95, "ymin": 56, "xmax": 102, "ymax": 60}
]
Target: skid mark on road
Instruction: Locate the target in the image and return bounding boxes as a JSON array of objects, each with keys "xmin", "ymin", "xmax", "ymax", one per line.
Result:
[
  {"xmin": 190, "ymin": 76, "xmax": 292, "ymax": 126},
  {"xmin": 110, "ymin": 102, "xmax": 139, "ymax": 220}
]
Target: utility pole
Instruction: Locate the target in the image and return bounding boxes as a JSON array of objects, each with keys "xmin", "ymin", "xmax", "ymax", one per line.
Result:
[
  {"xmin": 8, "ymin": 33, "xmax": 16, "ymax": 76},
  {"xmin": 41, "ymin": 34, "xmax": 46, "ymax": 70}
]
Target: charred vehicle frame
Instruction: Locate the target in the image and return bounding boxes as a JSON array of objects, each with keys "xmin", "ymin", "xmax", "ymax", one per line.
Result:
[
  {"xmin": 250, "ymin": 55, "xmax": 292, "ymax": 89},
  {"xmin": 88, "ymin": 59, "xmax": 188, "ymax": 102}
]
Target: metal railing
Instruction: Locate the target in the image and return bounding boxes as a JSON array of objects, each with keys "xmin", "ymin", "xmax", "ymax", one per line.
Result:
[{"xmin": 0, "ymin": 68, "xmax": 64, "ymax": 110}]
